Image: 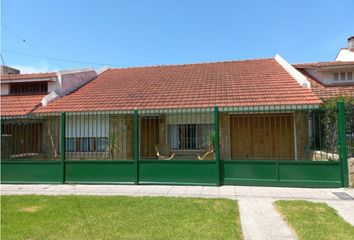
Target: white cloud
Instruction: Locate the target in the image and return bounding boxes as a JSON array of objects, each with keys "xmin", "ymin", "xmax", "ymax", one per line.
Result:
[{"xmin": 10, "ymin": 62, "xmax": 58, "ymax": 73}]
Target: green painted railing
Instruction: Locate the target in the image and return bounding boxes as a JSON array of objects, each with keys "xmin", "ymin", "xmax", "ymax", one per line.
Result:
[
  {"xmin": 214, "ymin": 106, "xmax": 220, "ymax": 186},
  {"xmin": 337, "ymin": 101, "xmax": 349, "ymax": 187},
  {"xmin": 60, "ymin": 112, "xmax": 66, "ymax": 184},
  {"xmin": 1, "ymin": 102, "xmax": 351, "ymax": 187}
]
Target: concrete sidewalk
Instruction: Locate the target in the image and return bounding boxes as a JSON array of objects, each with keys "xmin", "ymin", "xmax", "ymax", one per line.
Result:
[
  {"xmin": 2, "ymin": 184, "xmax": 353, "ymax": 240},
  {"xmin": 2, "ymin": 184, "xmax": 353, "ymax": 200}
]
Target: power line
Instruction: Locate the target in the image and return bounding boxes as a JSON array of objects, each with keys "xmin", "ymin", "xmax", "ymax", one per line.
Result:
[
  {"xmin": 1, "ymin": 24, "xmax": 95, "ymax": 115},
  {"xmin": 2, "ymin": 24, "xmax": 123, "ymax": 115},
  {"xmin": 2, "ymin": 23, "xmax": 59, "ymax": 67},
  {"xmin": 2, "ymin": 23, "xmax": 117, "ymax": 98},
  {"xmin": 2, "ymin": 49, "xmax": 117, "ymax": 67},
  {"xmin": 2, "ymin": 23, "xmax": 124, "ymax": 68}
]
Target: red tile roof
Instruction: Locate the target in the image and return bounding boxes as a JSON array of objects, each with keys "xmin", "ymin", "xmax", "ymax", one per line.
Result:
[
  {"xmin": 0, "ymin": 72, "xmax": 57, "ymax": 81},
  {"xmin": 293, "ymin": 61, "xmax": 354, "ymax": 68},
  {"xmin": 1, "ymin": 94, "xmax": 45, "ymax": 116},
  {"xmin": 36, "ymin": 58, "xmax": 322, "ymax": 113},
  {"xmin": 297, "ymin": 69, "xmax": 354, "ymax": 99}
]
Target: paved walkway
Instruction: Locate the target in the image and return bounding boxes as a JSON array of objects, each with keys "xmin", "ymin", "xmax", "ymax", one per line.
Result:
[
  {"xmin": 1, "ymin": 184, "xmax": 354, "ymax": 240},
  {"xmin": 238, "ymin": 198, "xmax": 296, "ymax": 240}
]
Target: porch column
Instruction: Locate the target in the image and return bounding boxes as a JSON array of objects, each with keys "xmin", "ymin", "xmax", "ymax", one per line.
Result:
[
  {"xmin": 337, "ymin": 101, "xmax": 349, "ymax": 187},
  {"xmin": 60, "ymin": 112, "xmax": 66, "ymax": 184},
  {"xmin": 214, "ymin": 106, "xmax": 221, "ymax": 186},
  {"xmin": 134, "ymin": 109, "xmax": 139, "ymax": 184}
]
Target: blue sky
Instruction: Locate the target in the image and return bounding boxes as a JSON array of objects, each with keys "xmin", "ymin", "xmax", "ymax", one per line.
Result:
[{"xmin": 1, "ymin": 0, "xmax": 354, "ymax": 73}]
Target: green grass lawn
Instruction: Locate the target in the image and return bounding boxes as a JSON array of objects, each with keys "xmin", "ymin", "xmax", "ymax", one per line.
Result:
[
  {"xmin": 275, "ymin": 200, "xmax": 354, "ymax": 240},
  {"xmin": 1, "ymin": 195, "xmax": 242, "ymax": 240}
]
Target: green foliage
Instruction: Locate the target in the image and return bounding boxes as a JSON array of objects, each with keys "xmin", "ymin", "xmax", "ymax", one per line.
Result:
[
  {"xmin": 108, "ymin": 133, "xmax": 118, "ymax": 159},
  {"xmin": 320, "ymin": 108, "xmax": 338, "ymax": 153},
  {"xmin": 320, "ymin": 97, "xmax": 354, "ymax": 156},
  {"xmin": 208, "ymin": 130, "xmax": 215, "ymax": 146},
  {"xmin": 275, "ymin": 200, "xmax": 354, "ymax": 240},
  {"xmin": 1, "ymin": 196, "xmax": 243, "ymax": 240},
  {"xmin": 322, "ymin": 96, "xmax": 354, "ymax": 109}
]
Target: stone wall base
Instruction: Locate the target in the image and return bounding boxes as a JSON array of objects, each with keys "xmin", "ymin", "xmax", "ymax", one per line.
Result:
[{"xmin": 349, "ymin": 158, "xmax": 354, "ymax": 187}]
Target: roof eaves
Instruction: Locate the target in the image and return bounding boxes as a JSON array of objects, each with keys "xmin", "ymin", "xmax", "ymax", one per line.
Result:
[{"xmin": 0, "ymin": 76, "xmax": 57, "ymax": 83}]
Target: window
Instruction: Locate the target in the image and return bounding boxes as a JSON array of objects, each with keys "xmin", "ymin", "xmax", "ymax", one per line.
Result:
[
  {"xmin": 66, "ymin": 138, "xmax": 76, "ymax": 152},
  {"xmin": 10, "ymin": 82, "xmax": 48, "ymax": 94},
  {"xmin": 168, "ymin": 124, "xmax": 213, "ymax": 150},
  {"xmin": 334, "ymin": 72, "xmax": 353, "ymax": 82},
  {"xmin": 65, "ymin": 137, "xmax": 108, "ymax": 152},
  {"xmin": 340, "ymin": 72, "xmax": 346, "ymax": 81},
  {"xmin": 80, "ymin": 138, "xmax": 91, "ymax": 152}
]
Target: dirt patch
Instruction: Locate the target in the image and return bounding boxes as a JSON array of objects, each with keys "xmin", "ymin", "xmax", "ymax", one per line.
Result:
[{"xmin": 20, "ymin": 206, "xmax": 40, "ymax": 213}]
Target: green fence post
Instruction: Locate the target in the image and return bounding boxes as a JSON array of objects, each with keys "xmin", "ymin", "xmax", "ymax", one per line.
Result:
[
  {"xmin": 134, "ymin": 109, "xmax": 139, "ymax": 185},
  {"xmin": 214, "ymin": 106, "xmax": 221, "ymax": 186},
  {"xmin": 60, "ymin": 112, "xmax": 66, "ymax": 184},
  {"xmin": 337, "ymin": 101, "xmax": 349, "ymax": 187}
]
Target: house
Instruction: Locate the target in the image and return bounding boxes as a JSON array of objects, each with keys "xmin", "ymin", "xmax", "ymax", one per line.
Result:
[
  {"xmin": 292, "ymin": 39, "xmax": 354, "ymax": 187},
  {"xmin": 1, "ymin": 66, "xmax": 98, "ymax": 115},
  {"xmin": 293, "ymin": 61, "xmax": 354, "ymax": 100},
  {"xmin": 335, "ymin": 36, "xmax": 354, "ymax": 62},
  {"xmin": 1, "ymin": 55, "xmax": 350, "ymax": 187},
  {"xmin": 33, "ymin": 55, "xmax": 320, "ymax": 159},
  {"xmin": 293, "ymin": 36, "xmax": 354, "ymax": 100},
  {"xmin": 0, "ymin": 67, "xmax": 97, "ymax": 159}
]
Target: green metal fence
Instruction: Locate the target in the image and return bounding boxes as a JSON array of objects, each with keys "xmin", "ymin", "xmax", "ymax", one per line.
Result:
[
  {"xmin": 220, "ymin": 104, "xmax": 346, "ymax": 187},
  {"xmin": 1, "ymin": 113, "xmax": 62, "ymax": 183},
  {"xmin": 1, "ymin": 102, "xmax": 350, "ymax": 187},
  {"xmin": 346, "ymin": 103, "xmax": 354, "ymax": 158},
  {"xmin": 137, "ymin": 108, "xmax": 217, "ymax": 185}
]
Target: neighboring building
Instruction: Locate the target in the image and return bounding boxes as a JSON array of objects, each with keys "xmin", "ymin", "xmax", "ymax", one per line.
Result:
[
  {"xmin": 1, "ymin": 65, "xmax": 20, "ymax": 74},
  {"xmin": 293, "ymin": 36, "xmax": 354, "ymax": 100},
  {"xmin": 335, "ymin": 36, "xmax": 354, "ymax": 62},
  {"xmin": 1, "ymin": 67, "xmax": 97, "ymax": 116},
  {"xmin": 293, "ymin": 36, "xmax": 354, "ymax": 188},
  {"xmin": 293, "ymin": 61, "xmax": 354, "ymax": 99},
  {"xmin": 1, "ymin": 67, "xmax": 97, "ymax": 159}
]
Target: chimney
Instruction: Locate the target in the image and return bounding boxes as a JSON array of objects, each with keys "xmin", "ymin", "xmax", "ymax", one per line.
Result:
[{"xmin": 348, "ymin": 36, "xmax": 354, "ymax": 52}]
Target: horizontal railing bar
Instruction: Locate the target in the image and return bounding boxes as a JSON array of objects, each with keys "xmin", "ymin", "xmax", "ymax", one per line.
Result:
[
  {"xmin": 139, "ymin": 160, "xmax": 216, "ymax": 163},
  {"xmin": 223, "ymin": 160, "xmax": 340, "ymax": 165},
  {"xmin": 219, "ymin": 104, "xmax": 321, "ymax": 112},
  {"xmin": 1, "ymin": 161, "xmax": 61, "ymax": 164},
  {"xmin": 65, "ymin": 160, "xmax": 135, "ymax": 163}
]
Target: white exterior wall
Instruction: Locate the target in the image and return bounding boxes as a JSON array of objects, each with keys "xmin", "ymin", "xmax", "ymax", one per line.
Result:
[
  {"xmin": 1, "ymin": 84, "xmax": 10, "ymax": 95},
  {"xmin": 42, "ymin": 68, "xmax": 97, "ymax": 106},
  {"xmin": 48, "ymin": 81, "xmax": 60, "ymax": 93},
  {"xmin": 57, "ymin": 69, "xmax": 97, "ymax": 96},
  {"xmin": 335, "ymin": 49, "xmax": 354, "ymax": 61},
  {"xmin": 66, "ymin": 115, "xmax": 109, "ymax": 138},
  {"xmin": 307, "ymin": 68, "xmax": 354, "ymax": 85},
  {"xmin": 307, "ymin": 69, "xmax": 332, "ymax": 85}
]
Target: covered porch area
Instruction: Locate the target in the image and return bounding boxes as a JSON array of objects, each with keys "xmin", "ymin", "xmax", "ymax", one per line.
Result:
[{"xmin": 1, "ymin": 103, "xmax": 348, "ymax": 187}]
